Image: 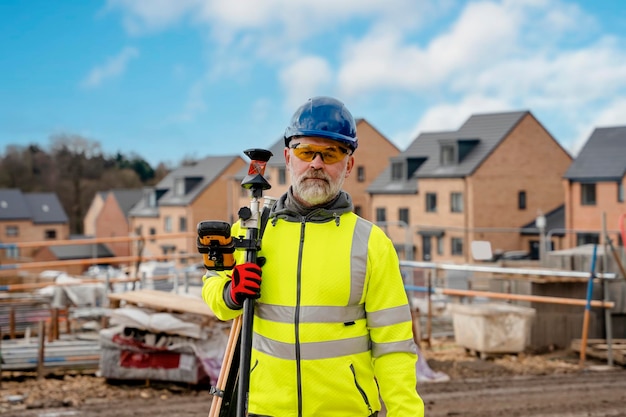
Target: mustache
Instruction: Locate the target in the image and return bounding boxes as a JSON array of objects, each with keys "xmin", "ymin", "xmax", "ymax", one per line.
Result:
[{"xmin": 303, "ymin": 170, "xmax": 330, "ymax": 181}]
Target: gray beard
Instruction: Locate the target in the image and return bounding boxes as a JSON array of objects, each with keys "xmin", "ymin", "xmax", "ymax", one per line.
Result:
[{"xmin": 291, "ymin": 169, "xmax": 345, "ymax": 207}]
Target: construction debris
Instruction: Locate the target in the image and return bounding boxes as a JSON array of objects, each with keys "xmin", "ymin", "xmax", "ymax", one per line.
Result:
[{"xmin": 570, "ymin": 338, "xmax": 626, "ymax": 365}]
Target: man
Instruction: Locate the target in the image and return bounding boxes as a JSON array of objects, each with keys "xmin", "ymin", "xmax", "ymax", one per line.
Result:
[{"xmin": 202, "ymin": 96, "xmax": 424, "ymax": 416}]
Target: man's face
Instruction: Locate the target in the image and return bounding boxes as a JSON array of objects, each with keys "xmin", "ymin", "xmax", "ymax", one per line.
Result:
[{"xmin": 284, "ymin": 136, "xmax": 355, "ymax": 207}]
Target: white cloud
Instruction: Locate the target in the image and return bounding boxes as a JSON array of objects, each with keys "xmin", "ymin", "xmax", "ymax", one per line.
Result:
[
  {"xmin": 103, "ymin": 0, "xmax": 626, "ymax": 157},
  {"xmin": 81, "ymin": 47, "xmax": 139, "ymax": 88},
  {"xmin": 279, "ymin": 56, "xmax": 333, "ymax": 110},
  {"xmin": 103, "ymin": 0, "xmax": 203, "ymax": 34},
  {"xmin": 568, "ymin": 97, "xmax": 626, "ymax": 155},
  {"xmin": 106, "ymin": 0, "xmax": 441, "ymax": 39},
  {"xmin": 396, "ymin": 95, "xmax": 511, "ymax": 147},
  {"xmin": 593, "ymin": 98, "xmax": 626, "ymax": 128},
  {"xmin": 337, "ymin": 1, "xmax": 526, "ymax": 97},
  {"xmin": 337, "ymin": 31, "xmax": 429, "ymax": 96}
]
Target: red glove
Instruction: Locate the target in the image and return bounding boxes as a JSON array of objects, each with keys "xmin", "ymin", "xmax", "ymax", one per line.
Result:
[{"xmin": 226, "ymin": 262, "xmax": 262, "ymax": 308}]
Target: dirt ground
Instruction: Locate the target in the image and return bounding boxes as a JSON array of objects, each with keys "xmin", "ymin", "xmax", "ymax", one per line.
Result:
[{"xmin": 2, "ymin": 339, "xmax": 625, "ymax": 416}]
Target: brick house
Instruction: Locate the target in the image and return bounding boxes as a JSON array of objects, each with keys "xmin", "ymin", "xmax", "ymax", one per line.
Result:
[
  {"xmin": 0, "ymin": 189, "xmax": 70, "ymax": 272},
  {"xmin": 233, "ymin": 119, "xmax": 400, "ymax": 222},
  {"xmin": 129, "ymin": 155, "xmax": 247, "ymax": 267},
  {"xmin": 563, "ymin": 126, "xmax": 626, "ymax": 248},
  {"xmin": 368, "ymin": 111, "xmax": 572, "ymax": 262},
  {"xmin": 83, "ymin": 189, "xmax": 144, "ymax": 257},
  {"xmin": 83, "ymin": 191, "xmax": 106, "ymax": 237}
]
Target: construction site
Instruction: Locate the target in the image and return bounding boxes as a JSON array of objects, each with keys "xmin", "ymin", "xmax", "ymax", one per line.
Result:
[{"xmin": 1, "ymin": 230, "xmax": 625, "ymax": 416}]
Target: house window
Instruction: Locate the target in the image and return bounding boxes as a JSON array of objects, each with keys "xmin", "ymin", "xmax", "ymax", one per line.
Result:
[
  {"xmin": 164, "ymin": 216, "xmax": 172, "ymax": 232},
  {"xmin": 399, "ymin": 208, "xmax": 409, "ymax": 225},
  {"xmin": 437, "ymin": 236, "xmax": 444, "ymax": 255},
  {"xmin": 451, "ymin": 192, "xmax": 463, "ymax": 213},
  {"xmin": 354, "ymin": 205, "xmax": 362, "ymax": 216},
  {"xmin": 576, "ymin": 233, "xmax": 599, "ymax": 246},
  {"xmin": 149, "ymin": 227, "xmax": 156, "ymax": 243},
  {"xmin": 426, "ymin": 193, "xmax": 437, "ymax": 212},
  {"xmin": 441, "ymin": 145, "xmax": 456, "ymax": 165},
  {"xmin": 6, "ymin": 225, "xmax": 18, "ymax": 237},
  {"xmin": 144, "ymin": 189, "xmax": 156, "ymax": 208},
  {"xmin": 518, "ymin": 191, "xmax": 527, "ymax": 210},
  {"xmin": 581, "ymin": 183, "xmax": 596, "ymax": 205},
  {"xmin": 391, "ymin": 162, "xmax": 403, "ymax": 181},
  {"xmin": 451, "ymin": 237, "xmax": 464, "ymax": 255},
  {"xmin": 618, "ymin": 181, "xmax": 624, "ymax": 203},
  {"xmin": 376, "ymin": 207, "xmax": 386, "ymax": 223},
  {"xmin": 174, "ymin": 179, "xmax": 185, "ymax": 196},
  {"xmin": 45, "ymin": 229, "xmax": 57, "ymax": 239},
  {"xmin": 5, "ymin": 245, "xmax": 19, "ymax": 259},
  {"xmin": 278, "ymin": 167, "xmax": 287, "ymax": 185},
  {"xmin": 357, "ymin": 166, "xmax": 365, "ymax": 182},
  {"xmin": 179, "ymin": 216, "xmax": 187, "ymax": 232}
]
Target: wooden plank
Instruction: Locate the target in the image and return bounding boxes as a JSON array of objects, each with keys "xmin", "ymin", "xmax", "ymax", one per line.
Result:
[
  {"xmin": 107, "ymin": 289, "xmax": 215, "ymax": 318},
  {"xmin": 570, "ymin": 339, "xmax": 626, "ymax": 365}
]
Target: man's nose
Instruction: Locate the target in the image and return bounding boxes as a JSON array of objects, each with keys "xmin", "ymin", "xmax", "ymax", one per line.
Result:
[{"xmin": 310, "ymin": 152, "xmax": 326, "ymax": 166}]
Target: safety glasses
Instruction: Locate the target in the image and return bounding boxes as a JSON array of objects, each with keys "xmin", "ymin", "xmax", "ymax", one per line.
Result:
[{"xmin": 290, "ymin": 143, "xmax": 350, "ymax": 164}]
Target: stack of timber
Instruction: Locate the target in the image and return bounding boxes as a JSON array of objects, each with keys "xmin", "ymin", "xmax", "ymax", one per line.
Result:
[
  {"xmin": 570, "ymin": 338, "xmax": 626, "ymax": 366},
  {"xmin": 1, "ymin": 336, "xmax": 101, "ymax": 373},
  {"xmin": 0, "ymin": 293, "xmax": 52, "ymax": 338}
]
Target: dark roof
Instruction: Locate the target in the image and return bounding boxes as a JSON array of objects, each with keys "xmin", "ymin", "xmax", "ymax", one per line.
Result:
[
  {"xmin": 368, "ymin": 131, "xmax": 451, "ymax": 194},
  {"xmin": 368, "ymin": 111, "xmax": 529, "ymax": 193},
  {"xmin": 129, "ymin": 155, "xmax": 241, "ymax": 216},
  {"xmin": 0, "ymin": 189, "xmax": 31, "ymax": 220},
  {"xmin": 563, "ymin": 126, "xmax": 626, "ymax": 181},
  {"xmin": 0, "ymin": 189, "xmax": 68, "ymax": 224},
  {"xmin": 520, "ymin": 205, "xmax": 565, "ymax": 236},
  {"xmin": 49, "ymin": 243, "xmax": 114, "ymax": 260},
  {"xmin": 23, "ymin": 193, "xmax": 69, "ymax": 224},
  {"xmin": 108, "ymin": 189, "xmax": 144, "ymax": 216},
  {"xmin": 414, "ymin": 111, "xmax": 528, "ymax": 177}
]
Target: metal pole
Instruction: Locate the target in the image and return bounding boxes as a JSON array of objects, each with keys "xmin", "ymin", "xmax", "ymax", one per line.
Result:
[
  {"xmin": 37, "ymin": 321, "xmax": 46, "ymax": 379},
  {"xmin": 426, "ymin": 268, "xmax": 433, "ymax": 348},
  {"xmin": 579, "ymin": 244, "xmax": 597, "ymax": 367},
  {"xmin": 602, "ymin": 213, "xmax": 614, "ymax": 366},
  {"xmin": 235, "ymin": 148, "xmax": 272, "ymax": 417},
  {"xmin": 173, "ymin": 269, "xmax": 179, "ymax": 294}
]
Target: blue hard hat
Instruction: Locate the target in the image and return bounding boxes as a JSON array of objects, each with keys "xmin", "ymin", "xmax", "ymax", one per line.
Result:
[{"xmin": 284, "ymin": 96, "xmax": 358, "ymax": 151}]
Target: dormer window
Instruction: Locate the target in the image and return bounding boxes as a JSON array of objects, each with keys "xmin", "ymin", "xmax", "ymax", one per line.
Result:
[
  {"xmin": 391, "ymin": 162, "xmax": 404, "ymax": 181},
  {"xmin": 144, "ymin": 188, "xmax": 157, "ymax": 208},
  {"xmin": 441, "ymin": 145, "xmax": 456, "ymax": 165},
  {"xmin": 439, "ymin": 138, "xmax": 480, "ymax": 166},
  {"xmin": 174, "ymin": 178, "xmax": 185, "ymax": 196}
]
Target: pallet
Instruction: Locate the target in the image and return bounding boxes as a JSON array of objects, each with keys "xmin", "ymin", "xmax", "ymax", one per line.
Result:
[{"xmin": 570, "ymin": 338, "xmax": 626, "ymax": 365}]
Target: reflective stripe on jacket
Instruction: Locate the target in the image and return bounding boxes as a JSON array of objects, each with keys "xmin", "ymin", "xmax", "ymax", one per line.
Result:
[{"xmin": 202, "ymin": 209, "xmax": 425, "ymax": 417}]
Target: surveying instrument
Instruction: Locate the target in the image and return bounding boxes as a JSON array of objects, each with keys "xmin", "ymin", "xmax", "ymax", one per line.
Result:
[{"xmin": 197, "ymin": 148, "xmax": 273, "ymax": 417}]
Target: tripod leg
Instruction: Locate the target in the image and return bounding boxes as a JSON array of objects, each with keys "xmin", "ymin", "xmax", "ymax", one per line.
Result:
[{"xmin": 209, "ymin": 315, "xmax": 242, "ymax": 417}]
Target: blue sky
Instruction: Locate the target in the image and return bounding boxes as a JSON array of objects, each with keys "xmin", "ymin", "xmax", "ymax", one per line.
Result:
[{"xmin": 1, "ymin": 0, "xmax": 625, "ymax": 168}]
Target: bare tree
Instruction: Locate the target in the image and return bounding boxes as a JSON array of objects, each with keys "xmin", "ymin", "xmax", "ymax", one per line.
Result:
[{"xmin": 50, "ymin": 133, "xmax": 104, "ymax": 234}]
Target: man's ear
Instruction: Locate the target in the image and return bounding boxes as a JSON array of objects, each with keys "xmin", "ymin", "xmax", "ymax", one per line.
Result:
[
  {"xmin": 283, "ymin": 147, "xmax": 291, "ymax": 169},
  {"xmin": 344, "ymin": 155, "xmax": 355, "ymax": 177}
]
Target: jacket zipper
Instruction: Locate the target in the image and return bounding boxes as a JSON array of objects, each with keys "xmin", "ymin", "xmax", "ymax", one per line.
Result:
[
  {"xmin": 295, "ymin": 218, "xmax": 306, "ymax": 417},
  {"xmin": 350, "ymin": 364, "xmax": 373, "ymax": 415}
]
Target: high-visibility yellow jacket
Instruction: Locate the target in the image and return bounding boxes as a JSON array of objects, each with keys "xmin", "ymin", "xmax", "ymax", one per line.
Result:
[{"xmin": 202, "ymin": 191, "xmax": 424, "ymax": 417}]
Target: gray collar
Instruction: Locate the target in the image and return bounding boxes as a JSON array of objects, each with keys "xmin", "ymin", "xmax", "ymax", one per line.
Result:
[{"xmin": 270, "ymin": 187, "xmax": 353, "ymax": 225}]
